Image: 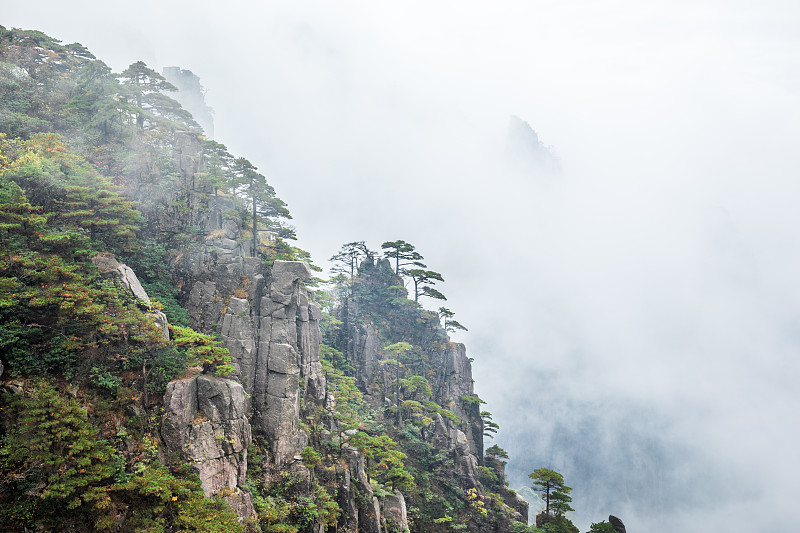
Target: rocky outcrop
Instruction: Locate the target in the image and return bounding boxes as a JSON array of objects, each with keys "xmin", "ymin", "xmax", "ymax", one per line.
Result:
[
  {"xmin": 255, "ymin": 260, "xmax": 319, "ymax": 464},
  {"xmin": 425, "ymin": 341, "xmax": 487, "ymax": 496},
  {"xmin": 176, "ymin": 184, "xmax": 326, "ymax": 465},
  {"xmin": 161, "ymin": 374, "xmax": 254, "ymax": 517},
  {"xmin": 352, "ymin": 323, "xmax": 383, "ymax": 395},
  {"xmin": 92, "ymin": 253, "xmax": 151, "ymax": 305},
  {"xmin": 160, "ymin": 144, "xmax": 504, "ymax": 529},
  {"xmin": 91, "ymin": 253, "xmax": 169, "ymax": 340},
  {"xmin": 438, "ymin": 342, "xmax": 483, "ymax": 461},
  {"xmin": 162, "ymin": 67, "xmax": 215, "ymax": 139},
  {"xmin": 609, "ymin": 515, "xmax": 627, "ymax": 533},
  {"xmin": 432, "ymin": 413, "xmax": 481, "ymax": 492},
  {"xmin": 507, "ymin": 115, "xmax": 561, "ymax": 174},
  {"xmin": 485, "ymin": 457, "xmax": 529, "ymax": 523},
  {"xmin": 507, "ymin": 491, "xmax": 529, "ymax": 523},
  {"xmin": 338, "ymin": 445, "xmax": 382, "ymax": 533},
  {"xmin": 383, "ymin": 491, "xmax": 409, "ymax": 533}
]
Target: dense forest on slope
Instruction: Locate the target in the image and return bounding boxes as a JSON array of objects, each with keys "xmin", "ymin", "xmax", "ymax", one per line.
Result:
[{"xmin": 0, "ymin": 26, "xmax": 622, "ymax": 533}]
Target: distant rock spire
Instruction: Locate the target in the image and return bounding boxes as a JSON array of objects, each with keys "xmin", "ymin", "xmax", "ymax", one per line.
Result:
[
  {"xmin": 162, "ymin": 66, "xmax": 215, "ymax": 138},
  {"xmin": 506, "ymin": 115, "xmax": 560, "ymax": 174}
]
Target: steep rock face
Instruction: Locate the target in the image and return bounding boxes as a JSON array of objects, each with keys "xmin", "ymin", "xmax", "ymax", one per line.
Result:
[
  {"xmin": 161, "ymin": 375, "xmax": 254, "ymax": 517},
  {"xmin": 158, "ymin": 136, "xmax": 508, "ymax": 529},
  {"xmin": 432, "ymin": 413, "xmax": 481, "ymax": 492},
  {"xmin": 347, "ymin": 323, "xmax": 388, "ymax": 412},
  {"xmin": 438, "ymin": 342, "xmax": 484, "ymax": 461},
  {"xmin": 426, "ymin": 342, "xmax": 486, "ymax": 494},
  {"xmin": 508, "ymin": 492, "xmax": 529, "ymax": 523},
  {"xmin": 352, "ymin": 324, "xmax": 383, "ymax": 395},
  {"xmin": 349, "ymin": 315, "xmax": 486, "ymax": 495},
  {"xmin": 162, "ymin": 67, "xmax": 215, "ymax": 139},
  {"xmin": 177, "ymin": 192, "xmax": 325, "ymax": 464},
  {"xmin": 487, "ymin": 458, "xmax": 529, "ymax": 522},
  {"xmin": 507, "ymin": 115, "xmax": 561, "ymax": 174},
  {"xmin": 338, "ymin": 445, "xmax": 382, "ymax": 533},
  {"xmin": 255, "ymin": 260, "xmax": 325, "ymax": 464}
]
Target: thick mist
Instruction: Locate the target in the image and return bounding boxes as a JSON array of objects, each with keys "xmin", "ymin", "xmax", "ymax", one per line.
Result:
[{"xmin": 5, "ymin": 2, "xmax": 800, "ymax": 531}]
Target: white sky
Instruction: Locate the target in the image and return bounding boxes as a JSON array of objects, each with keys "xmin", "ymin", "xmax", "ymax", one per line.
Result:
[{"xmin": 4, "ymin": 2, "xmax": 800, "ymax": 531}]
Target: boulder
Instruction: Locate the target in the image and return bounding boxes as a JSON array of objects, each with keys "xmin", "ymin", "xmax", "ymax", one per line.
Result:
[
  {"xmin": 91, "ymin": 254, "xmax": 151, "ymax": 306},
  {"xmin": 116, "ymin": 263, "xmax": 152, "ymax": 306}
]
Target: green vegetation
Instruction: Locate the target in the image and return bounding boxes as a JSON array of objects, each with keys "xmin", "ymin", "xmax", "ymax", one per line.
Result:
[
  {"xmin": 587, "ymin": 521, "xmax": 618, "ymax": 533},
  {"xmin": 0, "ymin": 25, "xmax": 618, "ymax": 533},
  {"xmin": 381, "ymin": 239, "xmax": 423, "ymax": 276},
  {"xmin": 316, "ymin": 238, "xmax": 530, "ymax": 531},
  {"xmin": 169, "ymin": 324, "xmax": 234, "ymax": 376},
  {"xmin": 0, "ymin": 383, "xmax": 244, "ymax": 531},
  {"xmin": 524, "ymin": 468, "xmax": 581, "ymax": 533},
  {"xmin": 439, "ymin": 306, "xmax": 468, "ymax": 333},
  {"xmin": 0, "ymin": 26, "xmax": 303, "ymax": 530}
]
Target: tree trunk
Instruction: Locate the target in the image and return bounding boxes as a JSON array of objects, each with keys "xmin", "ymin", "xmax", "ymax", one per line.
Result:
[
  {"xmin": 142, "ymin": 359, "xmax": 148, "ymax": 410},
  {"xmin": 251, "ymin": 195, "xmax": 257, "ymax": 257},
  {"xmin": 395, "ymin": 362, "xmax": 401, "ymax": 426},
  {"xmin": 135, "ymin": 92, "xmax": 144, "ymax": 129}
]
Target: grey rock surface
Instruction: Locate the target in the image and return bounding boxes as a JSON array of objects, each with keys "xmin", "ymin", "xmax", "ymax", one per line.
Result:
[
  {"xmin": 429, "ymin": 346, "xmax": 484, "ymax": 492},
  {"xmin": 354, "ymin": 324, "xmax": 382, "ymax": 394},
  {"xmin": 91, "ymin": 254, "xmax": 150, "ymax": 306},
  {"xmin": 117, "ymin": 264, "xmax": 151, "ymax": 306},
  {"xmin": 161, "ymin": 374, "xmax": 253, "ymax": 516},
  {"xmin": 148, "ymin": 309, "xmax": 170, "ymax": 340},
  {"xmin": 335, "ymin": 445, "xmax": 382, "ymax": 533},
  {"xmin": 176, "ymin": 183, "xmax": 327, "ymax": 468},
  {"xmin": 383, "ymin": 491, "xmax": 409, "ymax": 533},
  {"xmin": 91, "ymin": 255, "xmax": 170, "ymax": 340}
]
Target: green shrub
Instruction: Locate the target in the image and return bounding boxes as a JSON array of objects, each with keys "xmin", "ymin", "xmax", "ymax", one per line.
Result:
[
  {"xmin": 170, "ymin": 324, "xmax": 235, "ymax": 376},
  {"xmin": 90, "ymin": 366, "xmax": 122, "ymax": 393},
  {"xmin": 301, "ymin": 445, "xmax": 321, "ymax": 466},
  {"xmin": 0, "ymin": 382, "xmax": 117, "ymax": 526}
]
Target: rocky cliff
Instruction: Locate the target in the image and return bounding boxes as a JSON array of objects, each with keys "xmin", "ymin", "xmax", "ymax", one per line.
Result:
[
  {"xmin": 167, "ymin": 155, "xmax": 327, "ymax": 461},
  {"xmin": 0, "ymin": 28, "xmax": 527, "ymax": 532}
]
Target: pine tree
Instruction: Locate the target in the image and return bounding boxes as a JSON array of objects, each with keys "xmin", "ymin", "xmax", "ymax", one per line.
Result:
[
  {"xmin": 402, "ymin": 264, "xmax": 445, "ymax": 302},
  {"xmin": 529, "ymin": 468, "xmax": 573, "ymax": 518},
  {"xmin": 381, "ymin": 239, "xmax": 423, "ymax": 276},
  {"xmin": 119, "ymin": 61, "xmax": 179, "ymax": 130},
  {"xmin": 232, "ymin": 157, "xmax": 293, "ymax": 256}
]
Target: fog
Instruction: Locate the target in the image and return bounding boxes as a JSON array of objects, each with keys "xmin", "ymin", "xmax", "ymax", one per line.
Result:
[{"xmin": 5, "ymin": 2, "xmax": 800, "ymax": 531}]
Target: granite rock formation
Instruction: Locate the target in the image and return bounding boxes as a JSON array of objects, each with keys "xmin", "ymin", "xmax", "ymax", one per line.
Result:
[
  {"xmin": 609, "ymin": 515, "xmax": 627, "ymax": 533},
  {"xmin": 161, "ymin": 375, "xmax": 254, "ymax": 517}
]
